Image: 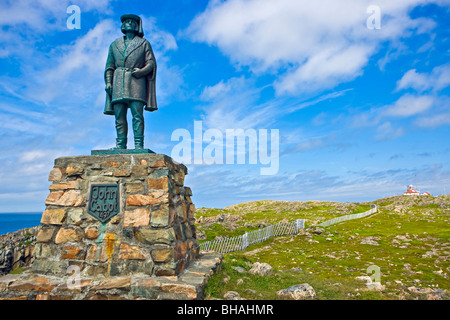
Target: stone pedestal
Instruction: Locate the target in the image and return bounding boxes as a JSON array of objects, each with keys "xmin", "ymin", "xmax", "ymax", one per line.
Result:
[
  {"xmin": 33, "ymin": 153, "xmax": 199, "ymax": 278},
  {"xmin": 0, "ymin": 153, "xmax": 223, "ymax": 300}
]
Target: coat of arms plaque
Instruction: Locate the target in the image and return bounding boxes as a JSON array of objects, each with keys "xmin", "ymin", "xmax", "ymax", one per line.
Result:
[{"xmin": 88, "ymin": 184, "xmax": 120, "ymax": 223}]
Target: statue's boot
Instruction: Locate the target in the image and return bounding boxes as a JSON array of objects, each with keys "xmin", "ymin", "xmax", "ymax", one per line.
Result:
[
  {"xmin": 109, "ymin": 137, "xmax": 127, "ymax": 150},
  {"xmin": 134, "ymin": 136, "xmax": 144, "ymax": 149}
]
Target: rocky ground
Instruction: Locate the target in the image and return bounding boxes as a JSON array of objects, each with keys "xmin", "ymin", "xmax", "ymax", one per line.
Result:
[
  {"xmin": 0, "ymin": 227, "xmax": 37, "ymax": 275},
  {"xmin": 196, "ymin": 195, "xmax": 450, "ymax": 300}
]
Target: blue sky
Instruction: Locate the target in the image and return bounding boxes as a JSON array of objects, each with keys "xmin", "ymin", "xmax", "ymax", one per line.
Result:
[{"xmin": 0, "ymin": 0, "xmax": 449, "ymax": 212}]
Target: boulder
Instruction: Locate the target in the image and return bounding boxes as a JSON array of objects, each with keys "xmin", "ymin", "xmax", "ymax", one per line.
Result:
[
  {"xmin": 224, "ymin": 291, "xmax": 243, "ymax": 300},
  {"xmin": 366, "ymin": 282, "xmax": 385, "ymax": 291},
  {"xmin": 355, "ymin": 275, "xmax": 371, "ymax": 282},
  {"xmin": 276, "ymin": 283, "xmax": 316, "ymax": 300},
  {"xmin": 360, "ymin": 237, "xmax": 380, "ymax": 246},
  {"xmin": 249, "ymin": 262, "xmax": 272, "ymax": 276},
  {"xmin": 231, "ymin": 266, "xmax": 246, "ymax": 273},
  {"xmin": 312, "ymin": 227, "xmax": 325, "ymax": 235}
]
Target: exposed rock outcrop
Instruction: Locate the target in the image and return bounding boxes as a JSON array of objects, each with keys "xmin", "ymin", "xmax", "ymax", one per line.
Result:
[{"xmin": 0, "ymin": 227, "xmax": 38, "ymax": 275}]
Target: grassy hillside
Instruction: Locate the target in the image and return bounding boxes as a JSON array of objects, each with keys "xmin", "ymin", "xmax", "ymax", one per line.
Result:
[{"xmin": 195, "ymin": 195, "xmax": 450, "ymax": 300}]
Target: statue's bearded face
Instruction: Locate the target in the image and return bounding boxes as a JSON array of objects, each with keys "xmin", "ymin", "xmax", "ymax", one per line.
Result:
[{"xmin": 122, "ymin": 19, "xmax": 138, "ymax": 33}]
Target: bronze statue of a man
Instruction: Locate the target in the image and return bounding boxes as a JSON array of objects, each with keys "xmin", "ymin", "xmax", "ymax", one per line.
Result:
[{"xmin": 104, "ymin": 14, "xmax": 157, "ymax": 150}]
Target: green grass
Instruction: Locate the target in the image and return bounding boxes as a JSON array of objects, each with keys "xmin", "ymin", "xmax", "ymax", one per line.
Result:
[
  {"xmin": 198, "ymin": 196, "xmax": 450, "ymax": 300},
  {"xmin": 203, "ymin": 255, "xmax": 388, "ymax": 300},
  {"xmin": 9, "ymin": 267, "xmax": 28, "ymax": 275}
]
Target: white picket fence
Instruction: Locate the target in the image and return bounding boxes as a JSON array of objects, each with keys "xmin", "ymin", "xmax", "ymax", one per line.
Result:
[
  {"xmin": 318, "ymin": 205, "xmax": 377, "ymax": 227},
  {"xmin": 199, "ymin": 219, "xmax": 305, "ymax": 253},
  {"xmin": 199, "ymin": 205, "xmax": 377, "ymax": 253}
]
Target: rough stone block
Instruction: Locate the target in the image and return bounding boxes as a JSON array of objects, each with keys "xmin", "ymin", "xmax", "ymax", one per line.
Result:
[
  {"xmin": 151, "ymin": 247, "xmax": 173, "ymax": 263},
  {"xmin": 36, "ymin": 294, "xmax": 72, "ymax": 300},
  {"xmin": 44, "ymin": 191, "xmax": 63, "ymax": 205},
  {"xmin": 86, "ymin": 245, "xmax": 108, "ymax": 263},
  {"xmin": 104, "ymin": 161, "xmax": 120, "ymax": 168},
  {"xmin": 60, "ymin": 245, "xmax": 84, "ymax": 259},
  {"xmin": 45, "ymin": 190, "xmax": 84, "ymax": 207},
  {"xmin": 188, "ymin": 203, "xmax": 195, "ymax": 219},
  {"xmin": 131, "ymin": 279, "xmax": 160, "ymax": 299},
  {"xmin": 125, "ymin": 183, "xmax": 144, "ymax": 193},
  {"xmin": 66, "ymin": 166, "xmax": 84, "ymax": 176},
  {"xmin": 31, "ymin": 259, "xmax": 65, "ymax": 275},
  {"xmin": 126, "ymin": 194, "xmax": 160, "ymax": 206},
  {"xmin": 135, "ymin": 228, "xmax": 176, "ymax": 245},
  {"xmin": 119, "ymin": 244, "xmax": 147, "ymax": 260},
  {"xmin": 131, "ymin": 165, "xmax": 148, "ymax": 176},
  {"xmin": 36, "ymin": 227, "xmax": 56, "ymax": 243},
  {"xmin": 171, "ymin": 170, "xmax": 185, "ymax": 186},
  {"xmin": 160, "ymin": 283, "xmax": 197, "ymax": 299},
  {"xmin": 175, "ymin": 242, "xmax": 189, "ymax": 261},
  {"xmin": 114, "ymin": 169, "xmax": 131, "ymax": 177},
  {"xmin": 54, "ymin": 228, "xmax": 82, "ymax": 244},
  {"xmin": 183, "ymin": 223, "xmax": 193, "ymax": 239},
  {"xmin": 92, "ymin": 277, "xmax": 131, "ymax": 290},
  {"xmin": 40, "ymin": 208, "xmax": 66, "ymax": 225},
  {"xmin": 84, "ymin": 227, "xmax": 99, "ymax": 239},
  {"xmin": 147, "ymin": 177, "xmax": 169, "ymax": 190},
  {"xmin": 8, "ymin": 276, "xmax": 58, "ymax": 293},
  {"xmin": 48, "ymin": 167, "xmax": 65, "ymax": 181},
  {"xmin": 34, "ymin": 243, "xmax": 57, "ymax": 259},
  {"xmin": 150, "ymin": 160, "xmax": 167, "ymax": 168},
  {"xmin": 124, "ymin": 208, "xmax": 150, "ymax": 227},
  {"xmin": 49, "ymin": 180, "xmax": 79, "ymax": 191},
  {"xmin": 176, "ymin": 204, "xmax": 186, "ymax": 221},
  {"xmin": 150, "ymin": 207, "xmax": 171, "ymax": 227},
  {"xmin": 184, "ymin": 187, "xmax": 192, "ymax": 196},
  {"xmin": 66, "ymin": 208, "xmax": 83, "ymax": 225}
]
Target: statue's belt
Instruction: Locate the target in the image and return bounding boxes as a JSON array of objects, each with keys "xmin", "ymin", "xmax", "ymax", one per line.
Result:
[{"xmin": 116, "ymin": 67, "xmax": 135, "ymax": 71}]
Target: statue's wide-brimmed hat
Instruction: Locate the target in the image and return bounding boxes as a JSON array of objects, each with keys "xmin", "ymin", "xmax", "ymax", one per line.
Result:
[{"xmin": 120, "ymin": 14, "xmax": 144, "ymax": 37}]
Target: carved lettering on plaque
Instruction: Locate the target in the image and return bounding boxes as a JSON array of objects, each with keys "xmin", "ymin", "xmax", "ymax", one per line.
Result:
[{"xmin": 88, "ymin": 184, "xmax": 120, "ymax": 222}]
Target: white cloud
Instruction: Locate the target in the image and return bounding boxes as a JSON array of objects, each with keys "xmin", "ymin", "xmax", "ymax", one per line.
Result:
[
  {"xmin": 140, "ymin": 16, "xmax": 178, "ymax": 53},
  {"xmin": 0, "ymin": 0, "xmax": 112, "ymax": 30},
  {"xmin": 185, "ymin": 0, "xmax": 446, "ymax": 95},
  {"xmin": 0, "ymin": 0, "xmax": 114, "ymax": 60},
  {"xmin": 19, "ymin": 150, "xmax": 49, "ymax": 163},
  {"xmin": 415, "ymin": 112, "xmax": 450, "ymax": 128},
  {"xmin": 397, "ymin": 69, "xmax": 430, "ymax": 92},
  {"xmin": 383, "ymin": 94, "xmax": 434, "ymax": 117},
  {"xmin": 25, "ymin": 19, "xmax": 117, "ymax": 105},
  {"xmin": 396, "ymin": 64, "xmax": 450, "ymax": 92},
  {"xmin": 0, "ymin": 5, "xmax": 182, "ymax": 107},
  {"xmin": 199, "ymin": 76, "xmax": 352, "ymax": 134},
  {"xmin": 292, "ymin": 137, "xmax": 326, "ymax": 153},
  {"xmin": 199, "ymin": 76, "xmax": 277, "ymax": 131},
  {"xmin": 275, "ymin": 45, "xmax": 372, "ymax": 94},
  {"xmin": 136, "ymin": 16, "xmax": 185, "ymax": 105},
  {"xmin": 375, "ymin": 122, "xmax": 405, "ymax": 141}
]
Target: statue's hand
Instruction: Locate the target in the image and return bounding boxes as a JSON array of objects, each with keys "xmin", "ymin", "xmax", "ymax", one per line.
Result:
[
  {"xmin": 105, "ymin": 84, "xmax": 112, "ymax": 95},
  {"xmin": 132, "ymin": 68, "xmax": 144, "ymax": 78}
]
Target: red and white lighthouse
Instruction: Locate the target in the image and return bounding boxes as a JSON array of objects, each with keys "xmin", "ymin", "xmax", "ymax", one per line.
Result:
[{"xmin": 403, "ymin": 185, "xmax": 420, "ymax": 196}]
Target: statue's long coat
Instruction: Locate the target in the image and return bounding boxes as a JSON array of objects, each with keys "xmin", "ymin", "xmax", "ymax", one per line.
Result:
[{"xmin": 104, "ymin": 36, "xmax": 157, "ymax": 114}]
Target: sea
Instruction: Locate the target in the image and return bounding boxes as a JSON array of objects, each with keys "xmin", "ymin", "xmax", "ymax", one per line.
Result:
[{"xmin": 0, "ymin": 213, "xmax": 42, "ymax": 236}]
